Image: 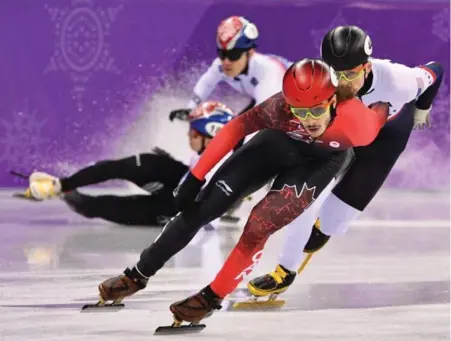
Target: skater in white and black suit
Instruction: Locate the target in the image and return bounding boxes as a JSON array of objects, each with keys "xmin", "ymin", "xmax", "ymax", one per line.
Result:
[{"xmin": 248, "ymin": 25, "xmax": 444, "ymax": 299}]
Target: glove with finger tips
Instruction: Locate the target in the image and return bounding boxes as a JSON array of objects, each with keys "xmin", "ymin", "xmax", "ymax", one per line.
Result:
[{"xmin": 413, "ymin": 107, "xmax": 431, "ymax": 130}]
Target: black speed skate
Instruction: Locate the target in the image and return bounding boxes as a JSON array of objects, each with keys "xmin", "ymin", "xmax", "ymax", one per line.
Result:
[
  {"xmin": 81, "ymin": 267, "xmax": 147, "ymax": 312},
  {"xmin": 234, "ymin": 265, "xmax": 296, "ymax": 309}
]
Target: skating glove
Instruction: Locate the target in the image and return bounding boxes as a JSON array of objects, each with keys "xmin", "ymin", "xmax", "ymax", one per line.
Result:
[
  {"xmin": 413, "ymin": 107, "xmax": 432, "ymax": 130},
  {"xmin": 169, "ymin": 108, "xmax": 190, "ymax": 122},
  {"xmin": 173, "ymin": 172, "xmax": 205, "ymax": 211}
]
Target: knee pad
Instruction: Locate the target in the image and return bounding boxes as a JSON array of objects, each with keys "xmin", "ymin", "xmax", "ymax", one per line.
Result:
[{"xmin": 303, "ymin": 220, "xmax": 331, "ymax": 253}]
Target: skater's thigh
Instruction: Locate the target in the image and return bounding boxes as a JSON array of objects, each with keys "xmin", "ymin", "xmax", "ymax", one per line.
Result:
[
  {"xmin": 91, "ymin": 155, "xmax": 154, "ymax": 185},
  {"xmin": 238, "ymin": 152, "xmax": 347, "ymax": 249},
  {"xmin": 125, "ymin": 153, "xmax": 188, "ymax": 189},
  {"xmin": 282, "ymin": 176, "xmax": 337, "ymax": 237},
  {"xmin": 209, "ymin": 129, "xmax": 303, "ymax": 195},
  {"xmin": 187, "ymin": 130, "xmax": 298, "ymax": 226},
  {"xmin": 332, "ymin": 103, "xmax": 414, "ymax": 211},
  {"xmin": 266, "ymin": 151, "xmax": 349, "ymax": 224},
  {"xmin": 332, "ymin": 130, "xmax": 411, "ymax": 211},
  {"xmin": 93, "ymin": 192, "xmax": 176, "ymax": 226}
]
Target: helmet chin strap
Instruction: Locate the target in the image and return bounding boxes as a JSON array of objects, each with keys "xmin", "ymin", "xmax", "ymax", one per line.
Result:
[
  {"xmin": 357, "ymin": 70, "xmax": 374, "ymax": 98},
  {"xmin": 237, "ymin": 51, "xmax": 251, "ymax": 76},
  {"xmin": 197, "ymin": 136, "xmax": 208, "ymax": 155}
]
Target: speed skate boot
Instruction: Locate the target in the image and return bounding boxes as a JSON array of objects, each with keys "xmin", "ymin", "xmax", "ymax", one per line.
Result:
[
  {"xmin": 155, "ymin": 286, "xmax": 222, "ymax": 335},
  {"xmin": 234, "ymin": 219, "xmax": 328, "ymax": 310},
  {"xmin": 13, "ymin": 172, "xmax": 62, "ymax": 201},
  {"xmin": 81, "ymin": 267, "xmax": 148, "ymax": 312},
  {"xmin": 233, "ymin": 264, "xmax": 296, "ymax": 309},
  {"xmin": 25, "ymin": 172, "xmax": 62, "ymax": 201}
]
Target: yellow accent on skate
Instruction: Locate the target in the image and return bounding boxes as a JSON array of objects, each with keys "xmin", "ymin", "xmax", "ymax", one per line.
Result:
[
  {"xmin": 24, "ymin": 188, "xmax": 32, "ymax": 198},
  {"xmin": 247, "ymin": 265, "xmax": 292, "ymax": 297},
  {"xmin": 171, "ymin": 318, "xmax": 183, "ymax": 327},
  {"xmin": 236, "ymin": 218, "xmax": 322, "ymax": 311},
  {"xmin": 296, "ymin": 219, "xmax": 320, "ymax": 274},
  {"xmin": 232, "ymin": 294, "xmax": 286, "ymax": 310},
  {"xmin": 27, "ymin": 172, "xmax": 62, "ymax": 200},
  {"xmin": 235, "ymin": 265, "xmax": 292, "ymax": 310},
  {"xmin": 80, "ymin": 296, "xmax": 125, "ymax": 312},
  {"xmin": 12, "ymin": 188, "xmax": 43, "ymax": 201},
  {"xmin": 297, "ymin": 253, "xmax": 314, "ymax": 275}
]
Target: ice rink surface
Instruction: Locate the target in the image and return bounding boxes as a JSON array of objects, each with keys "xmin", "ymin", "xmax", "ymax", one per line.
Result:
[{"xmin": 0, "ymin": 188, "xmax": 449, "ymax": 341}]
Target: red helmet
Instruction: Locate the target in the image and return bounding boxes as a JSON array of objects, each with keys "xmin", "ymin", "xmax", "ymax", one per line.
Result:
[{"xmin": 282, "ymin": 58, "xmax": 338, "ymax": 108}]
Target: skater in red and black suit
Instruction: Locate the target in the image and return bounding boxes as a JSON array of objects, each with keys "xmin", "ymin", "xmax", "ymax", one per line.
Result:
[{"xmin": 95, "ymin": 59, "xmax": 389, "ymax": 319}]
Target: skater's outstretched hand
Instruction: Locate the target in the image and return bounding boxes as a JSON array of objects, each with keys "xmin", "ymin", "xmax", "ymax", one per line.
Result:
[
  {"xmin": 173, "ymin": 172, "xmax": 205, "ymax": 211},
  {"xmin": 169, "ymin": 108, "xmax": 190, "ymax": 122}
]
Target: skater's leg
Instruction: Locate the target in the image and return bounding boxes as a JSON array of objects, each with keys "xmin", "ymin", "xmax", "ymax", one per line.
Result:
[
  {"xmin": 208, "ymin": 152, "xmax": 348, "ymax": 299},
  {"xmin": 27, "ymin": 153, "xmax": 188, "ymax": 200},
  {"xmin": 132, "ymin": 130, "xmax": 306, "ymax": 278},
  {"xmin": 134, "ymin": 162, "xmax": 281, "ymax": 277},
  {"xmin": 244, "ymin": 179, "xmax": 336, "ymax": 299},
  {"xmin": 167, "ymin": 151, "xmax": 349, "ymax": 323},
  {"xmin": 244, "ymin": 177, "xmax": 335, "ymax": 298},
  {"xmin": 277, "ymin": 180, "xmax": 335, "ymax": 271},
  {"xmin": 320, "ymin": 103, "xmax": 415, "ymax": 236},
  {"xmin": 264, "ymin": 104, "xmax": 415, "ymax": 288},
  {"xmin": 97, "ymin": 130, "xmax": 299, "ymax": 303},
  {"xmin": 61, "ymin": 153, "xmax": 188, "ymax": 191},
  {"xmin": 63, "ymin": 190, "xmax": 176, "ymax": 226}
]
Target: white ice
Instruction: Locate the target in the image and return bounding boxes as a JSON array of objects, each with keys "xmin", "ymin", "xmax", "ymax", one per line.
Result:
[{"xmin": 0, "ymin": 188, "xmax": 449, "ymax": 341}]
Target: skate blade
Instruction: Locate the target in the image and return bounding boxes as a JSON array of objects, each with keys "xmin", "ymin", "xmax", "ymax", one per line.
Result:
[
  {"xmin": 9, "ymin": 170, "xmax": 30, "ymax": 180},
  {"xmin": 154, "ymin": 323, "xmax": 206, "ymax": 335},
  {"xmin": 232, "ymin": 299, "xmax": 286, "ymax": 310},
  {"xmin": 80, "ymin": 301, "xmax": 125, "ymax": 312},
  {"xmin": 12, "ymin": 192, "xmax": 41, "ymax": 202}
]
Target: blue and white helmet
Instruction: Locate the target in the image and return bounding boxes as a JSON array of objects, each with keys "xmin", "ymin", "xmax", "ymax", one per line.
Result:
[
  {"xmin": 216, "ymin": 16, "xmax": 259, "ymax": 50},
  {"xmin": 189, "ymin": 101, "xmax": 235, "ymax": 138}
]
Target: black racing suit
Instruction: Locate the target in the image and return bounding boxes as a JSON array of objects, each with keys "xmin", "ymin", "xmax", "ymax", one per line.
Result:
[{"xmin": 60, "ymin": 148, "xmax": 188, "ymax": 226}]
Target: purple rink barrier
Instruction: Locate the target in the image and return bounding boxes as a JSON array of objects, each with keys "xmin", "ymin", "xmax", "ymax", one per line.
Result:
[{"xmin": 0, "ymin": 0, "xmax": 449, "ymax": 190}]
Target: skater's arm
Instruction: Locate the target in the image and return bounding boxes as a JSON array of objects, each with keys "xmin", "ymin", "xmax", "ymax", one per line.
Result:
[
  {"xmin": 253, "ymin": 61, "xmax": 286, "ymax": 105},
  {"xmin": 191, "ymin": 93, "xmax": 285, "ymax": 180},
  {"xmin": 321, "ymin": 98, "xmax": 389, "ymax": 148},
  {"xmin": 187, "ymin": 58, "xmax": 223, "ymax": 108},
  {"xmin": 383, "ymin": 60, "xmax": 441, "ymax": 106},
  {"xmin": 414, "ymin": 62, "xmax": 443, "ymax": 110}
]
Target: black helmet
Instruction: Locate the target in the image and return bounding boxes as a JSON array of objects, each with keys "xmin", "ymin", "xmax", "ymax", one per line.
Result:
[{"xmin": 321, "ymin": 25, "xmax": 373, "ymax": 71}]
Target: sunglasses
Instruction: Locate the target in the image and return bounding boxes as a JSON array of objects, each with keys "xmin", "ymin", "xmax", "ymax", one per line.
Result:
[
  {"xmin": 217, "ymin": 48, "xmax": 246, "ymax": 62},
  {"xmin": 289, "ymin": 98, "xmax": 334, "ymax": 121},
  {"xmin": 336, "ymin": 64, "xmax": 367, "ymax": 82}
]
